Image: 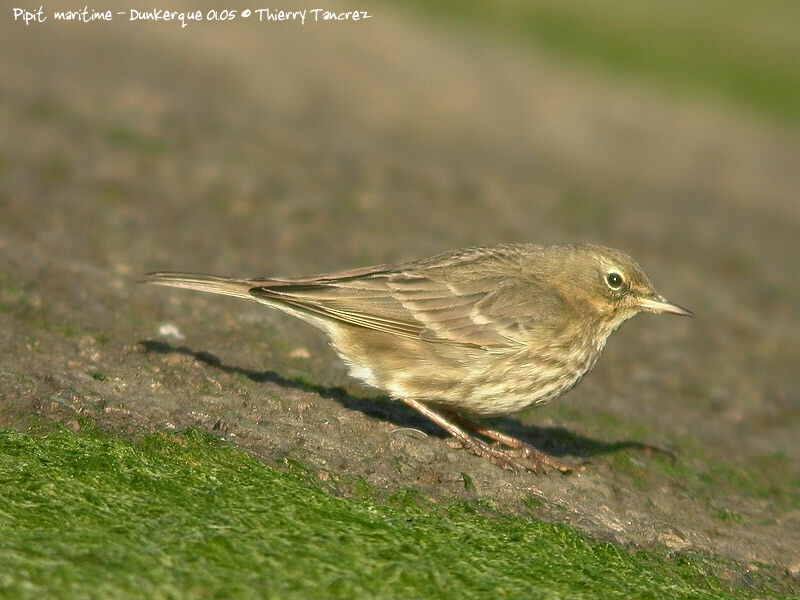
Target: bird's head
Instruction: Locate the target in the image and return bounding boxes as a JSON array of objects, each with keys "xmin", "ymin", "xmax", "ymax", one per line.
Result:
[{"xmin": 555, "ymin": 244, "xmax": 694, "ymax": 333}]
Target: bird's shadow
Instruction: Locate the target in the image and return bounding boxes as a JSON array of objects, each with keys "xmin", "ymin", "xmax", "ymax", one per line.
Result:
[{"xmin": 139, "ymin": 340, "xmax": 673, "ymax": 461}]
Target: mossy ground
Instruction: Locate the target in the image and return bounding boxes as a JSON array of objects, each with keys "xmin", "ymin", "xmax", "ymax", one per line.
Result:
[{"xmin": 0, "ymin": 426, "xmax": 787, "ymax": 599}]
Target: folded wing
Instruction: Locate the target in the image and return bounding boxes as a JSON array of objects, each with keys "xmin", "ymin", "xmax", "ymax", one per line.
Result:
[{"xmin": 251, "ymin": 264, "xmax": 558, "ymax": 350}]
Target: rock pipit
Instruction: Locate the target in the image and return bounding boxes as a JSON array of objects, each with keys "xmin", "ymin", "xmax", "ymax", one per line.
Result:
[{"xmin": 145, "ymin": 243, "xmax": 692, "ymax": 473}]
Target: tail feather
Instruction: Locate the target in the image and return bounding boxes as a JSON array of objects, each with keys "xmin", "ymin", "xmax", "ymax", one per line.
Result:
[{"xmin": 143, "ymin": 272, "xmax": 258, "ymax": 300}]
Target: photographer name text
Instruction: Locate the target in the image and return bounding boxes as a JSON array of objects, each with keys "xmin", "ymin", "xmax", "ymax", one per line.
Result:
[{"xmin": 12, "ymin": 6, "xmax": 372, "ymax": 28}]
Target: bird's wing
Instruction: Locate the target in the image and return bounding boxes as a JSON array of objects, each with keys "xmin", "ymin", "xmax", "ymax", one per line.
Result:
[
  {"xmin": 250, "ymin": 265, "xmax": 560, "ymax": 350},
  {"xmin": 386, "ymin": 272, "xmax": 560, "ymax": 349},
  {"xmin": 249, "ymin": 267, "xmax": 429, "ymax": 341}
]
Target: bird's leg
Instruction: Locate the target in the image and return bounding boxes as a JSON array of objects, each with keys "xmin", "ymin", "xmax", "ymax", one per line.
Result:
[
  {"xmin": 399, "ymin": 398, "xmax": 529, "ymax": 473},
  {"xmin": 446, "ymin": 413, "xmax": 581, "ymax": 474}
]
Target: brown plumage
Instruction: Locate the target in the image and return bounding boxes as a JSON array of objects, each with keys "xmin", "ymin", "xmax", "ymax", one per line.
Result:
[{"xmin": 144, "ymin": 243, "xmax": 692, "ymax": 472}]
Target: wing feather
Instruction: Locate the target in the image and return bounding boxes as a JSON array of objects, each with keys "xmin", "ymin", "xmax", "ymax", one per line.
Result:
[
  {"xmin": 151, "ymin": 245, "xmax": 563, "ymax": 350},
  {"xmin": 249, "ymin": 265, "xmax": 557, "ymax": 349}
]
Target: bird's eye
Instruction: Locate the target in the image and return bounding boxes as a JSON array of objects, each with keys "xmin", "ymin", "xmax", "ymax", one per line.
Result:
[{"xmin": 605, "ymin": 271, "xmax": 624, "ymax": 290}]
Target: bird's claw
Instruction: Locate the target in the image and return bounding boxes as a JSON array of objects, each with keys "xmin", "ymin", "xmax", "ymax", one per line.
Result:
[{"xmin": 453, "ymin": 436, "xmax": 579, "ymax": 475}]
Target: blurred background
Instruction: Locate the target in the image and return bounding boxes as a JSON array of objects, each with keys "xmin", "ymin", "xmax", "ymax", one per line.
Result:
[{"xmin": 1, "ymin": 0, "xmax": 798, "ymax": 564}]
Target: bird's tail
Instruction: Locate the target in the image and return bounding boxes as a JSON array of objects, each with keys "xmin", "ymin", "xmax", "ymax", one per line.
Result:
[{"xmin": 143, "ymin": 272, "xmax": 259, "ymax": 300}]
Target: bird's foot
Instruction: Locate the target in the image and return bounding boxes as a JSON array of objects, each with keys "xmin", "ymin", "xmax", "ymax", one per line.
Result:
[
  {"xmin": 447, "ymin": 434, "xmax": 582, "ymax": 474},
  {"xmin": 447, "ymin": 436, "xmax": 528, "ymax": 473},
  {"xmin": 502, "ymin": 442, "xmax": 584, "ymax": 474},
  {"xmin": 401, "ymin": 397, "xmax": 580, "ymax": 475},
  {"xmin": 447, "ymin": 412, "xmax": 584, "ymax": 474}
]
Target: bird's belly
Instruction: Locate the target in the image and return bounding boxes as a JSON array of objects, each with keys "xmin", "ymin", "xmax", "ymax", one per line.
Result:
[
  {"xmin": 390, "ymin": 348, "xmax": 598, "ymax": 418},
  {"xmin": 436, "ymin": 363, "xmax": 587, "ymax": 417},
  {"xmin": 330, "ymin": 326, "xmax": 600, "ymax": 419}
]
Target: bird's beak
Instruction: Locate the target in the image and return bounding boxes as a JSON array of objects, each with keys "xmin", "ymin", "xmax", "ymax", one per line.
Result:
[{"xmin": 637, "ymin": 295, "xmax": 695, "ymax": 317}]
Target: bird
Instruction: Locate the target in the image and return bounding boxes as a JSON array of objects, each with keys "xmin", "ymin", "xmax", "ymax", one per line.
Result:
[{"xmin": 144, "ymin": 243, "xmax": 693, "ymax": 473}]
